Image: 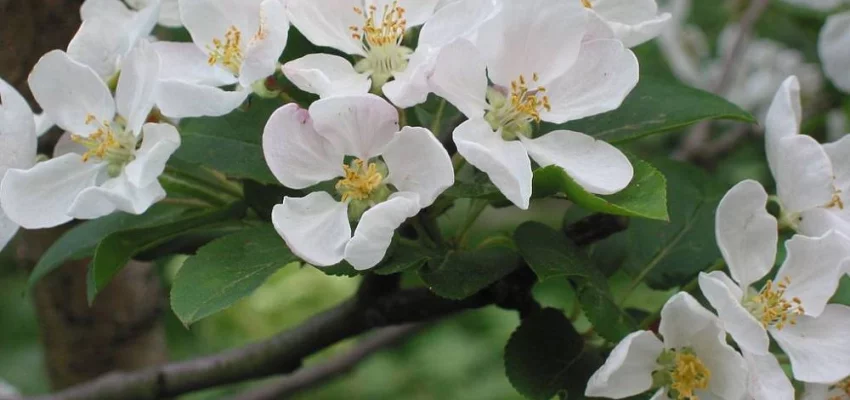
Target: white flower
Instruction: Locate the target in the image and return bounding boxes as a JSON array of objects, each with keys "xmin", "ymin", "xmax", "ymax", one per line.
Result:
[
  {"xmin": 0, "ymin": 79, "xmax": 38, "ymax": 250},
  {"xmin": 69, "ymin": 0, "xmax": 161, "ymax": 80},
  {"xmin": 819, "ymin": 11, "xmax": 850, "ymax": 93},
  {"xmin": 581, "ymin": 0, "xmax": 671, "ymax": 48},
  {"xmin": 262, "ymin": 94, "xmax": 454, "ymax": 270},
  {"xmin": 126, "ymin": 0, "xmax": 182, "ymax": 28},
  {"xmin": 698, "ymin": 179, "xmax": 850, "ymax": 384},
  {"xmin": 743, "ymin": 351, "xmax": 795, "ymax": 400},
  {"xmin": 585, "ymin": 292, "xmax": 748, "ymax": 400},
  {"xmin": 152, "ymin": 0, "xmax": 289, "ymax": 118},
  {"xmin": 803, "ymin": 378, "xmax": 850, "ymax": 400},
  {"xmin": 764, "ymin": 76, "xmax": 850, "ymax": 238},
  {"xmin": 427, "ymin": 0, "xmax": 637, "ymax": 209},
  {"xmin": 283, "ymin": 0, "xmax": 439, "ymax": 95},
  {"xmin": 0, "ymin": 46, "xmax": 180, "ymax": 229}
]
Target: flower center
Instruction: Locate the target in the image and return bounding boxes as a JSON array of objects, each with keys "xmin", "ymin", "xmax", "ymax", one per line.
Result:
[
  {"xmin": 350, "ymin": 2, "xmax": 413, "ymax": 89},
  {"xmin": 826, "ymin": 192, "xmax": 845, "ymax": 210},
  {"xmin": 484, "ymin": 74, "xmax": 551, "ymax": 140},
  {"xmin": 653, "ymin": 348, "xmax": 711, "ymax": 400},
  {"xmin": 336, "ymin": 159, "xmax": 385, "ymax": 202},
  {"xmin": 208, "ymin": 26, "xmax": 244, "ymax": 75},
  {"xmin": 72, "ymin": 114, "xmax": 137, "ymax": 177},
  {"xmin": 581, "ymin": 0, "xmax": 593, "ymax": 7},
  {"xmin": 744, "ymin": 277, "xmax": 805, "ymax": 330}
]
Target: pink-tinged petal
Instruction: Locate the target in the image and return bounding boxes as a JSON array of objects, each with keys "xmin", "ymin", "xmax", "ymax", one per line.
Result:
[
  {"xmin": 344, "ymin": 192, "xmax": 421, "ymax": 270},
  {"xmin": 124, "ymin": 123, "xmax": 181, "ymax": 188},
  {"xmin": 428, "ymin": 39, "xmax": 489, "ymax": 119},
  {"xmin": 520, "ymin": 130, "xmax": 633, "ymax": 195},
  {"xmin": 28, "ymin": 50, "xmax": 115, "ymax": 135},
  {"xmin": 698, "ymin": 271, "xmax": 771, "ymax": 355},
  {"xmin": 262, "ymin": 104, "xmax": 344, "ymax": 189},
  {"xmin": 383, "ymin": 127, "xmax": 454, "ymax": 208},
  {"xmin": 715, "ymin": 180, "xmax": 778, "ymax": 290},
  {"xmin": 775, "ymin": 232, "xmax": 850, "ymax": 318},
  {"xmin": 772, "ymin": 304, "xmax": 850, "ymax": 383},
  {"xmin": 0, "ymin": 154, "xmax": 105, "ymax": 229},
  {"xmin": 282, "ymin": 54, "xmax": 370, "ymax": 99},
  {"xmin": 239, "ymin": 0, "xmax": 290, "ymax": 87},
  {"xmin": 271, "ymin": 192, "xmax": 350, "ymax": 267},
  {"xmin": 453, "ymin": 118, "xmax": 532, "ymax": 210},
  {"xmin": 585, "ymin": 330, "xmax": 663, "ymax": 399},
  {"xmin": 543, "ymin": 39, "xmax": 639, "ymax": 124},
  {"xmin": 309, "ymin": 94, "xmax": 399, "ymax": 160}
]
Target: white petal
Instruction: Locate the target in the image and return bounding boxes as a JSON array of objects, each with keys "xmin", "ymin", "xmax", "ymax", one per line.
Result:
[
  {"xmin": 262, "ymin": 104, "xmax": 344, "ymax": 189},
  {"xmin": 28, "ymin": 50, "xmax": 115, "ymax": 135},
  {"xmin": 81, "ymin": 0, "xmax": 135, "ymax": 21},
  {"xmin": 743, "ymin": 351, "xmax": 794, "ymax": 400},
  {"xmin": 284, "ymin": 0, "xmax": 364, "ymax": 56},
  {"xmin": 179, "ymin": 0, "xmax": 263, "ymax": 55},
  {"xmin": 453, "ymin": 118, "xmax": 532, "ymax": 210},
  {"xmin": 543, "ymin": 39, "xmax": 639, "ymax": 124},
  {"xmin": 53, "ymin": 132, "xmax": 88, "ymax": 158},
  {"xmin": 374, "ymin": 0, "xmax": 438, "ymax": 27},
  {"xmin": 382, "ymin": 46, "xmax": 434, "ymax": 109},
  {"xmin": 475, "ymin": 0, "xmax": 587, "ymax": 86},
  {"xmin": 116, "ymin": 41, "xmax": 160, "ymax": 135},
  {"xmin": 282, "ymin": 54, "xmax": 370, "ymax": 98},
  {"xmin": 66, "ymin": 18, "xmax": 126, "ymax": 79},
  {"xmin": 798, "ymin": 207, "xmax": 850, "ymax": 238},
  {"xmin": 428, "ymin": 39, "xmax": 489, "ymax": 119},
  {"xmin": 585, "ymin": 330, "xmax": 663, "ymax": 399},
  {"xmin": 688, "ymin": 320, "xmax": 749, "ymax": 400},
  {"xmin": 772, "ymin": 304, "xmax": 850, "ymax": 383},
  {"xmin": 157, "ymin": 0, "xmax": 183, "ymax": 27},
  {"xmin": 151, "ymin": 42, "xmax": 237, "ymax": 86},
  {"xmin": 772, "ymin": 135, "xmax": 836, "ymax": 214},
  {"xmin": 155, "ymin": 81, "xmax": 249, "ymax": 118},
  {"xmin": 0, "ymin": 79, "xmax": 37, "ymax": 172},
  {"xmin": 239, "ymin": 0, "xmax": 290, "ymax": 87},
  {"xmin": 271, "ymin": 192, "xmax": 350, "ymax": 267},
  {"xmin": 309, "ymin": 94, "xmax": 399, "ymax": 160},
  {"xmin": 344, "ymin": 192, "xmax": 421, "ymax": 270},
  {"xmin": 0, "ymin": 154, "xmax": 105, "ymax": 229},
  {"xmin": 698, "ymin": 271, "xmax": 771, "ymax": 355},
  {"xmin": 819, "ymin": 12, "xmax": 850, "ymax": 93},
  {"xmin": 823, "ymin": 134, "xmax": 850, "ymax": 191},
  {"xmin": 520, "ymin": 130, "xmax": 633, "ymax": 195},
  {"xmin": 383, "ymin": 126, "xmax": 454, "ymax": 208},
  {"xmin": 765, "ymin": 76, "xmax": 802, "ymax": 176},
  {"xmin": 658, "ymin": 292, "xmax": 721, "ymax": 348},
  {"xmin": 775, "ymin": 232, "xmax": 850, "ymax": 317},
  {"xmin": 715, "ymin": 180, "xmax": 778, "ymax": 290},
  {"xmin": 68, "ymin": 174, "xmax": 166, "ymax": 218},
  {"xmin": 124, "ymin": 123, "xmax": 181, "ymax": 188},
  {"xmin": 418, "ymin": 0, "xmax": 501, "ymax": 48},
  {"xmin": 589, "ymin": 0, "xmax": 671, "ymax": 47},
  {"xmin": 34, "ymin": 112, "xmax": 54, "ymax": 137}
]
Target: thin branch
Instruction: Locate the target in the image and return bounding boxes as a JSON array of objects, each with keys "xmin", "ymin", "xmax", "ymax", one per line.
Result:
[{"xmin": 234, "ymin": 324, "xmax": 424, "ymax": 400}]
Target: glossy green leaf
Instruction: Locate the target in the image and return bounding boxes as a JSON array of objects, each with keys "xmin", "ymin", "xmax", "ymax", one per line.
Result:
[
  {"xmin": 504, "ymin": 308, "xmax": 584, "ymax": 400},
  {"xmin": 419, "ymin": 245, "xmax": 521, "ymax": 300},
  {"xmin": 374, "ymin": 239, "xmax": 441, "ymax": 276},
  {"xmin": 533, "ymin": 155, "xmax": 668, "ymax": 221},
  {"xmin": 548, "ymin": 75, "xmax": 756, "ymax": 143},
  {"xmin": 28, "ymin": 204, "xmax": 191, "ymax": 289},
  {"xmin": 171, "ymin": 225, "xmax": 298, "ymax": 326},
  {"xmin": 174, "ymin": 99, "xmax": 283, "ymax": 184}
]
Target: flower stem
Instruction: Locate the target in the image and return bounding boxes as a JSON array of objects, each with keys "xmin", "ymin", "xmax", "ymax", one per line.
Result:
[
  {"xmin": 430, "ymin": 99, "xmax": 447, "ymax": 137},
  {"xmin": 456, "ymin": 199, "xmax": 488, "ymax": 248}
]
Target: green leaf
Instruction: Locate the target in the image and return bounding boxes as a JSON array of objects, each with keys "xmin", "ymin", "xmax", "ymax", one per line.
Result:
[
  {"xmin": 88, "ymin": 203, "xmax": 245, "ymax": 302},
  {"xmin": 419, "ymin": 245, "xmax": 520, "ymax": 300},
  {"xmin": 374, "ymin": 239, "xmax": 440, "ymax": 276},
  {"xmin": 504, "ymin": 308, "xmax": 584, "ymax": 400},
  {"xmin": 442, "ymin": 181, "xmax": 503, "ymax": 200},
  {"xmin": 174, "ymin": 99, "xmax": 283, "ymax": 184},
  {"xmin": 171, "ymin": 225, "xmax": 298, "ymax": 326},
  {"xmin": 548, "ymin": 76, "xmax": 756, "ymax": 144},
  {"xmin": 28, "ymin": 204, "xmax": 191, "ymax": 289},
  {"xmin": 533, "ymin": 155, "xmax": 669, "ymax": 221},
  {"xmin": 514, "ymin": 222, "xmax": 636, "ymax": 342},
  {"xmin": 625, "ymin": 160, "xmax": 725, "ymax": 289}
]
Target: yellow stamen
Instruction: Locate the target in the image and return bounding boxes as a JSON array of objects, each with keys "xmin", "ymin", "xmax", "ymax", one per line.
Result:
[
  {"xmin": 72, "ymin": 115, "xmax": 122, "ymax": 162},
  {"xmin": 336, "ymin": 159, "xmax": 384, "ymax": 202},
  {"xmin": 508, "ymin": 73, "xmax": 551, "ymax": 124},
  {"xmin": 827, "ymin": 192, "xmax": 845, "ymax": 210},
  {"xmin": 207, "ymin": 26, "xmax": 244, "ymax": 75},
  {"xmin": 581, "ymin": 0, "xmax": 593, "ymax": 8},
  {"xmin": 747, "ymin": 277, "xmax": 805, "ymax": 330},
  {"xmin": 350, "ymin": 1, "xmax": 407, "ymax": 49},
  {"xmin": 670, "ymin": 352, "xmax": 711, "ymax": 400}
]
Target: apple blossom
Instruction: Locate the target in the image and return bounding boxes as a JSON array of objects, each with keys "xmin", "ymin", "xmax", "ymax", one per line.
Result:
[
  {"xmin": 763, "ymin": 76, "xmax": 850, "ymax": 238},
  {"xmin": 126, "ymin": 0, "xmax": 182, "ymax": 28},
  {"xmin": 743, "ymin": 351, "xmax": 795, "ymax": 400},
  {"xmin": 152, "ymin": 0, "xmax": 288, "ymax": 118},
  {"xmin": 585, "ymin": 292, "xmax": 748, "ymax": 400},
  {"xmin": 262, "ymin": 94, "xmax": 454, "ymax": 270},
  {"xmin": 580, "ymin": 0, "xmax": 671, "ymax": 48},
  {"xmin": 819, "ymin": 12, "xmax": 850, "ymax": 94},
  {"xmin": 428, "ymin": 0, "xmax": 637, "ymax": 209},
  {"xmin": 0, "ymin": 46, "xmax": 180, "ymax": 229},
  {"xmin": 69, "ymin": 0, "xmax": 161, "ymax": 80},
  {"xmin": 698, "ymin": 179, "xmax": 850, "ymax": 384},
  {"xmin": 0, "ymin": 79, "xmax": 38, "ymax": 250}
]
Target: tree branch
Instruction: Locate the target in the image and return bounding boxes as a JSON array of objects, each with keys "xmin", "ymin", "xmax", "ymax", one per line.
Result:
[{"xmin": 233, "ymin": 324, "xmax": 424, "ymax": 400}]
